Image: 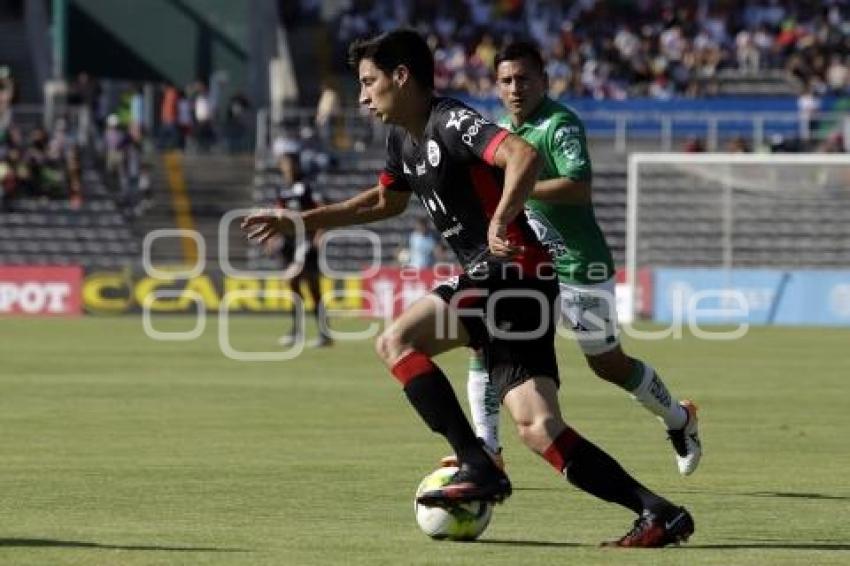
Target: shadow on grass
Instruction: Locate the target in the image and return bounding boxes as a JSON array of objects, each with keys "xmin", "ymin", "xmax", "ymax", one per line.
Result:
[
  {"xmin": 0, "ymin": 538, "xmax": 249, "ymax": 552},
  {"xmin": 687, "ymin": 542, "xmax": 850, "ymax": 551},
  {"xmin": 477, "ymin": 539, "xmax": 850, "ymax": 551},
  {"xmin": 474, "ymin": 538, "xmax": 585, "ymax": 548},
  {"xmin": 741, "ymin": 491, "xmax": 850, "ymax": 501},
  {"xmin": 667, "ymin": 488, "xmax": 850, "ymax": 502}
]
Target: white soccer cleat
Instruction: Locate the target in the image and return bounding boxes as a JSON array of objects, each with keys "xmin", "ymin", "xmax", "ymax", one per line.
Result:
[
  {"xmin": 668, "ymin": 400, "xmax": 702, "ymax": 476},
  {"xmin": 277, "ymin": 333, "xmax": 300, "ymax": 346}
]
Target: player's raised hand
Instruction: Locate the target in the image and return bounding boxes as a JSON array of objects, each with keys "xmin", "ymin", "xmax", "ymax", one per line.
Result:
[
  {"xmin": 241, "ymin": 208, "xmax": 297, "ymax": 244},
  {"xmin": 487, "ymin": 219, "xmax": 523, "ymax": 258}
]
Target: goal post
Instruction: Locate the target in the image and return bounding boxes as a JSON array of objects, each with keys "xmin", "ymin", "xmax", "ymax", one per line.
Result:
[{"xmin": 625, "ymin": 153, "xmax": 850, "ymax": 323}]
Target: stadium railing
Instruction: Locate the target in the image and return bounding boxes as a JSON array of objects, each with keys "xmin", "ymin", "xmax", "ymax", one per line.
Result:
[{"xmin": 257, "ymin": 106, "xmax": 849, "ymax": 156}]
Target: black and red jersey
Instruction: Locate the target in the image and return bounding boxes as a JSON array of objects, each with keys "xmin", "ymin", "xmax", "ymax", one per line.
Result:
[
  {"xmin": 277, "ymin": 180, "xmax": 324, "ymax": 213},
  {"xmin": 278, "ymin": 179, "xmax": 324, "ymax": 238},
  {"xmin": 378, "ymin": 97, "xmax": 550, "ymax": 277}
]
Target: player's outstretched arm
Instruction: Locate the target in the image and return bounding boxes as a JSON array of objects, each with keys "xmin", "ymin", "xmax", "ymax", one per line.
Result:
[
  {"xmin": 242, "ymin": 184, "xmax": 410, "ymax": 244},
  {"xmin": 488, "ymin": 133, "xmax": 541, "ymax": 256},
  {"xmin": 530, "ymin": 178, "xmax": 591, "ymax": 204}
]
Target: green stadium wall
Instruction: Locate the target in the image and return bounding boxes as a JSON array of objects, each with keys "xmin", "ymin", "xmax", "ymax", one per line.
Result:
[{"xmin": 68, "ymin": 0, "xmax": 251, "ymax": 94}]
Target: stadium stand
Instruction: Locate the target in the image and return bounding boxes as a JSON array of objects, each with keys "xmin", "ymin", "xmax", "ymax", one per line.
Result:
[
  {"xmin": 634, "ymin": 166, "xmax": 850, "ymax": 268},
  {"xmin": 2, "ymin": 0, "xmax": 848, "ymax": 276},
  {"xmin": 322, "ymin": 0, "xmax": 850, "ymax": 99},
  {"xmin": 0, "ymin": 155, "xmax": 139, "ymax": 268}
]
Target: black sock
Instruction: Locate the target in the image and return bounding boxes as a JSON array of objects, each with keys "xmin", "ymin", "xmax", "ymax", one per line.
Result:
[
  {"xmin": 565, "ymin": 439, "xmax": 670, "ymax": 515},
  {"xmin": 392, "ymin": 352, "xmax": 490, "ymax": 469}
]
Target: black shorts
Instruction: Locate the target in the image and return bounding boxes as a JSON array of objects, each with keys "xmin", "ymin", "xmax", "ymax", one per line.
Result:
[
  {"xmin": 432, "ymin": 270, "xmax": 560, "ymax": 400},
  {"xmin": 281, "ymin": 240, "xmax": 319, "ymax": 274}
]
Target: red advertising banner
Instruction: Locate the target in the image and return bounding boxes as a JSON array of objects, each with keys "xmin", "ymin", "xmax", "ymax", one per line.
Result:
[
  {"xmin": 361, "ymin": 266, "xmax": 462, "ymax": 319},
  {"xmin": 0, "ymin": 266, "xmax": 84, "ymax": 316}
]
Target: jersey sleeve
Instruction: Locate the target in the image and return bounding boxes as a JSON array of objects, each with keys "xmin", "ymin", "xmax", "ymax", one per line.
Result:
[
  {"xmin": 436, "ymin": 101, "xmax": 508, "ymax": 165},
  {"xmin": 547, "ymin": 116, "xmax": 592, "ymax": 182},
  {"xmin": 378, "ymin": 129, "xmax": 412, "ymax": 192}
]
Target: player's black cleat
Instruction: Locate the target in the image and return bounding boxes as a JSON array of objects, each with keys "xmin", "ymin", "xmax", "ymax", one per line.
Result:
[
  {"xmin": 416, "ymin": 463, "xmax": 512, "ymax": 508},
  {"xmin": 601, "ymin": 506, "xmax": 694, "ymax": 548}
]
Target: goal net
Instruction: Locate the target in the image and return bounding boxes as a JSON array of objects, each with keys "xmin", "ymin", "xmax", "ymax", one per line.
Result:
[{"xmin": 625, "ymin": 153, "xmax": 850, "ymax": 322}]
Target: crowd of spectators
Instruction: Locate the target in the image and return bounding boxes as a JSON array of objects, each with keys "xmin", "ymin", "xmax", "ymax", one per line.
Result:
[
  {"xmin": 67, "ymin": 72, "xmax": 254, "ymax": 156},
  {"xmin": 62, "ymin": 72, "xmax": 255, "ymax": 215},
  {"xmin": 331, "ymin": 0, "xmax": 850, "ymax": 99},
  {"xmin": 1, "ymin": 65, "xmax": 83, "ymax": 211},
  {"xmin": 156, "ymin": 78, "xmax": 253, "ymax": 154}
]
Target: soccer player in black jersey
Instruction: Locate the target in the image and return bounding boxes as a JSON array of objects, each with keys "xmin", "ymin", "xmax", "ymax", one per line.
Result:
[
  {"xmin": 274, "ymin": 139, "xmax": 332, "ymax": 348},
  {"xmin": 242, "ymin": 29, "xmax": 693, "ymax": 547}
]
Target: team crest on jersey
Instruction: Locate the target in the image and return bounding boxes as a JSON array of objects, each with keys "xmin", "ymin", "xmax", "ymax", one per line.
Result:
[
  {"xmin": 446, "ymin": 109, "xmax": 474, "ymax": 130},
  {"xmin": 427, "ymin": 140, "xmax": 441, "ymax": 167},
  {"xmin": 554, "ymin": 126, "xmax": 585, "ymax": 164}
]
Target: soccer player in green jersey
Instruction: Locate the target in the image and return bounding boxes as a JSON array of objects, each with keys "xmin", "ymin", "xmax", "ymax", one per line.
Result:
[{"xmin": 446, "ymin": 41, "xmax": 702, "ymax": 477}]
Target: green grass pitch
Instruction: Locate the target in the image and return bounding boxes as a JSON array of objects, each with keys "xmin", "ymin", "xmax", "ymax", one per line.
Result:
[{"xmin": 1, "ymin": 316, "xmax": 849, "ymax": 565}]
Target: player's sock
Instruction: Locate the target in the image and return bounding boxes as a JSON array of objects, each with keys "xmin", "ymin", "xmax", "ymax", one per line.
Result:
[
  {"xmin": 543, "ymin": 427, "xmax": 670, "ymax": 515},
  {"xmin": 621, "ymin": 359, "xmax": 687, "ymax": 430},
  {"xmin": 290, "ymin": 301, "xmax": 303, "ymax": 339},
  {"xmin": 315, "ymin": 300, "xmax": 330, "ymax": 340},
  {"xmin": 466, "ymin": 352, "xmax": 500, "ymax": 453},
  {"xmin": 392, "ymin": 351, "xmax": 491, "ymax": 469}
]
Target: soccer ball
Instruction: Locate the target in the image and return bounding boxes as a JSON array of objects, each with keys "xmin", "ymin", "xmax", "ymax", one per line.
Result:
[{"xmin": 413, "ymin": 466, "xmax": 494, "ymax": 541}]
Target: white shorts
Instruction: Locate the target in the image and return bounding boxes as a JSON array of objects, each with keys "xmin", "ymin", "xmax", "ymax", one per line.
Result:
[{"xmin": 559, "ymin": 277, "xmax": 620, "ymax": 356}]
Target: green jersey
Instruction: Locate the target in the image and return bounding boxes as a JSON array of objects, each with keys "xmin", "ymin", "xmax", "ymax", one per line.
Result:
[{"xmin": 498, "ymin": 97, "xmax": 615, "ymax": 285}]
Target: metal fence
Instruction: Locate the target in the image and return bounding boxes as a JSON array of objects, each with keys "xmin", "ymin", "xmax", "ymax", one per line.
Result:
[{"xmin": 256, "ymin": 105, "xmax": 849, "ymax": 158}]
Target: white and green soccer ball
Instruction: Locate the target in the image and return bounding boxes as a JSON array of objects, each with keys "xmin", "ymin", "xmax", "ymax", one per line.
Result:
[{"xmin": 413, "ymin": 466, "xmax": 494, "ymax": 541}]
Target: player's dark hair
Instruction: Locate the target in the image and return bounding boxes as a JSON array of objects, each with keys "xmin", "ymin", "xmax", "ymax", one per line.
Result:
[
  {"xmin": 348, "ymin": 29, "xmax": 434, "ymax": 91},
  {"xmin": 494, "ymin": 41, "xmax": 546, "ymax": 75}
]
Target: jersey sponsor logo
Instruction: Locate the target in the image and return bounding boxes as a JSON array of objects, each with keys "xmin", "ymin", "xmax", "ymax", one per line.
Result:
[
  {"xmin": 553, "ymin": 124, "xmax": 580, "ymax": 137},
  {"xmin": 416, "ymin": 161, "xmax": 427, "ymax": 176},
  {"xmin": 446, "ymin": 109, "xmax": 474, "ymax": 130},
  {"xmin": 528, "ymin": 217, "xmax": 548, "ymax": 241},
  {"xmin": 403, "ymin": 162, "xmax": 412, "ymax": 175},
  {"xmin": 427, "ymin": 139, "xmax": 441, "ymax": 167},
  {"xmin": 462, "ymin": 116, "xmax": 491, "ymax": 147},
  {"xmin": 527, "ymin": 215, "xmax": 568, "ymax": 259},
  {"xmin": 441, "ymin": 222, "xmax": 464, "ymax": 239}
]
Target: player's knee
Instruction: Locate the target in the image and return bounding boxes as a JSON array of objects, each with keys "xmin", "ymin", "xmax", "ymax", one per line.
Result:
[
  {"xmin": 374, "ymin": 329, "xmax": 406, "ymax": 366},
  {"xmin": 514, "ymin": 415, "xmax": 560, "ymax": 454}
]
